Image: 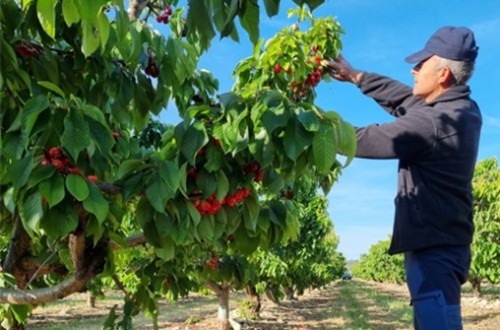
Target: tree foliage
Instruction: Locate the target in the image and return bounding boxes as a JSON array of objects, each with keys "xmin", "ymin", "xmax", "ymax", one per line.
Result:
[
  {"xmin": 469, "ymin": 157, "xmax": 500, "ymax": 295},
  {"xmin": 248, "ymin": 185, "xmax": 345, "ymax": 308},
  {"xmin": 351, "ymin": 238, "xmax": 405, "ymax": 284}
]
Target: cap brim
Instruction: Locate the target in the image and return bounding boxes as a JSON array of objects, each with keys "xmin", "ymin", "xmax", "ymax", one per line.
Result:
[{"xmin": 404, "ymin": 49, "xmax": 433, "ymax": 64}]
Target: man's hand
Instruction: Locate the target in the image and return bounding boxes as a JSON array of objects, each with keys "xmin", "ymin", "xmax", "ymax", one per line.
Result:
[{"xmin": 323, "ymin": 54, "xmax": 364, "ymax": 85}]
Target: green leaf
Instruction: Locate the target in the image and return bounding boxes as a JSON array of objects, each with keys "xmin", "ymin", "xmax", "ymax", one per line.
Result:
[
  {"xmin": 204, "ymin": 144, "xmax": 223, "ymax": 172},
  {"xmin": 62, "ymin": 0, "xmax": 80, "ymax": 26},
  {"xmin": 28, "ymin": 166, "xmax": 56, "ymax": 188},
  {"xmin": 154, "ymin": 240, "xmax": 175, "ymax": 261},
  {"xmin": 243, "ymin": 195, "xmax": 260, "ymax": 231},
  {"xmin": 313, "ymin": 123, "xmax": 336, "ymax": 174},
  {"xmin": 263, "ymin": 0, "xmax": 280, "ymax": 17},
  {"xmin": 303, "ymin": 0, "xmax": 326, "ymax": 11},
  {"xmin": 36, "ymin": 0, "xmax": 57, "ymax": 39},
  {"xmin": 22, "ymin": 94, "xmax": 51, "ymax": 137},
  {"xmin": 186, "ymin": 0, "xmax": 216, "ymax": 52},
  {"xmin": 146, "ymin": 174, "xmax": 172, "ymax": 213},
  {"xmin": 19, "ymin": 191, "xmax": 43, "ymax": 237},
  {"xmin": 215, "ymin": 171, "xmax": 229, "ymax": 201},
  {"xmin": 181, "ymin": 122, "xmax": 208, "ymax": 165},
  {"xmin": 87, "ymin": 117, "xmax": 114, "ymax": 154},
  {"xmin": 197, "ymin": 217, "xmax": 215, "ymax": 242},
  {"xmin": 297, "ymin": 109, "xmax": 320, "ymax": 132},
  {"xmin": 282, "ymin": 118, "xmax": 313, "ymax": 161},
  {"xmin": 233, "ymin": 223, "xmax": 260, "ymax": 255},
  {"xmin": 82, "ymin": 21, "xmax": 100, "ymax": 57},
  {"xmin": 114, "ymin": 159, "xmax": 143, "ymax": 181},
  {"xmin": 3, "ymin": 187, "xmax": 16, "ymax": 213},
  {"xmin": 186, "ymin": 200, "xmax": 202, "ymax": 226},
  {"xmin": 82, "ymin": 103, "xmax": 106, "ymax": 125},
  {"xmin": 159, "ymin": 160, "xmax": 180, "ymax": 195},
  {"xmin": 239, "ymin": 0, "xmax": 260, "ymax": 45},
  {"xmin": 39, "ymin": 174, "xmax": 65, "ymax": 208},
  {"xmin": 136, "ymin": 197, "xmax": 155, "ymax": 229},
  {"xmin": 11, "ymin": 304, "xmax": 31, "ymax": 323},
  {"xmin": 262, "ymin": 105, "xmax": 289, "ymax": 134},
  {"xmin": 37, "ymin": 81, "xmax": 65, "ymax": 98},
  {"xmin": 196, "ymin": 170, "xmax": 217, "ymax": 198},
  {"xmin": 7, "ymin": 153, "xmax": 34, "ymax": 189},
  {"xmin": 61, "ymin": 108, "xmax": 90, "ymax": 162},
  {"xmin": 96, "ymin": 11, "xmax": 110, "ymax": 50},
  {"xmin": 83, "ymin": 184, "xmax": 109, "ymax": 224},
  {"xmin": 40, "ymin": 203, "xmax": 79, "ymax": 239},
  {"xmin": 66, "ymin": 174, "xmax": 90, "ymax": 201}
]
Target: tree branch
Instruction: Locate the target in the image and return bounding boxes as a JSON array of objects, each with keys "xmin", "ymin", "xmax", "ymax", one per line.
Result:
[
  {"xmin": 0, "ymin": 233, "xmax": 108, "ymax": 305},
  {"xmin": 206, "ymin": 280, "xmax": 223, "ymax": 296},
  {"xmin": 109, "ymin": 233, "xmax": 146, "ymax": 250},
  {"xmin": 127, "ymin": 0, "xmax": 150, "ymax": 21}
]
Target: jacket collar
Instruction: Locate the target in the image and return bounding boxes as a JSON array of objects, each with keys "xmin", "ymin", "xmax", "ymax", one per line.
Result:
[{"xmin": 427, "ymin": 85, "xmax": 471, "ymax": 105}]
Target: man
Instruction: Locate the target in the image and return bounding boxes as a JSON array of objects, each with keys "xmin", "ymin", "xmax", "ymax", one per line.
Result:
[{"xmin": 326, "ymin": 26, "xmax": 482, "ymax": 329}]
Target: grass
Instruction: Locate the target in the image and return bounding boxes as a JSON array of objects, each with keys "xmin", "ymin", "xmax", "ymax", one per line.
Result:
[{"xmin": 333, "ymin": 280, "xmax": 413, "ymax": 329}]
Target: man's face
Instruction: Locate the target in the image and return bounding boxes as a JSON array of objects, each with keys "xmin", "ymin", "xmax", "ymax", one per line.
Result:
[{"xmin": 411, "ymin": 55, "xmax": 444, "ymax": 103}]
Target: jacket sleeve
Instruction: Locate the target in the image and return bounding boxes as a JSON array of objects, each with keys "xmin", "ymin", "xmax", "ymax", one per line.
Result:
[
  {"xmin": 354, "ymin": 73, "xmax": 436, "ymax": 160},
  {"xmin": 358, "ymin": 72, "xmax": 424, "ymax": 117}
]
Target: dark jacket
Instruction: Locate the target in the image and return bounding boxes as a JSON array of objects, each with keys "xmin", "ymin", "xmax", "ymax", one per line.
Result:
[{"xmin": 355, "ymin": 73, "xmax": 482, "ymax": 254}]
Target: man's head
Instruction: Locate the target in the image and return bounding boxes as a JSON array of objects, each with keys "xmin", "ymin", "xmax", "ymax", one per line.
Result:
[
  {"xmin": 406, "ymin": 26, "xmax": 478, "ymax": 102},
  {"xmin": 405, "ymin": 26, "xmax": 478, "ymax": 64}
]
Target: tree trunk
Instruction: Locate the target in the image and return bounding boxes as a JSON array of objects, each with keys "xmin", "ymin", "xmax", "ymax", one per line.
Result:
[
  {"xmin": 469, "ymin": 276, "xmax": 482, "ymax": 297},
  {"xmin": 217, "ymin": 286, "xmax": 230, "ymax": 330},
  {"xmin": 265, "ymin": 287, "xmax": 280, "ymax": 306},
  {"xmin": 206, "ymin": 281, "xmax": 231, "ymax": 330},
  {"xmin": 244, "ymin": 285, "xmax": 261, "ymax": 319},
  {"xmin": 284, "ymin": 286, "xmax": 295, "ymax": 300},
  {"xmin": 87, "ymin": 291, "xmax": 96, "ymax": 308}
]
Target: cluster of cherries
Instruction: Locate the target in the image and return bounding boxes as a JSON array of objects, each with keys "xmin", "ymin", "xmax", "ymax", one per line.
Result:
[
  {"xmin": 145, "ymin": 54, "xmax": 159, "ymax": 78},
  {"xmin": 274, "ymin": 45, "xmax": 328, "ymax": 100},
  {"xmin": 15, "ymin": 42, "xmax": 38, "ymax": 58},
  {"xmin": 243, "ymin": 160, "xmax": 263, "ymax": 183},
  {"xmin": 41, "ymin": 147, "xmax": 97, "ymax": 182},
  {"xmin": 156, "ymin": 6, "xmax": 173, "ymax": 24},
  {"xmin": 192, "ymin": 187, "xmax": 251, "ymax": 216},
  {"xmin": 205, "ymin": 257, "xmax": 219, "ymax": 270}
]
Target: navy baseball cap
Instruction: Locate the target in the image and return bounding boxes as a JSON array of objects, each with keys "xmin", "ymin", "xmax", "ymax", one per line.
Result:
[{"xmin": 405, "ymin": 26, "xmax": 478, "ymax": 63}]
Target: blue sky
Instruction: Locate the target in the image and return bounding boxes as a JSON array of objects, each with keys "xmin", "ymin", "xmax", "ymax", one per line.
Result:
[{"xmin": 160, "ymin": 0, "xmax": 500, "ymax": 260}]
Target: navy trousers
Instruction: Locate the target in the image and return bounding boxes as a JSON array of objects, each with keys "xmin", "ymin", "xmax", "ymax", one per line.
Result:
[{"xmin": 404, "ymin": 246, "xmax": 471, "ymax": 330}]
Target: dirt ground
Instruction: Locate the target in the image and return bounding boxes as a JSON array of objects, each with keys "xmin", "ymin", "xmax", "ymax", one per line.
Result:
[{"xmin": 28, "ymin": 280, "xmax": 500, "ymax": 330}]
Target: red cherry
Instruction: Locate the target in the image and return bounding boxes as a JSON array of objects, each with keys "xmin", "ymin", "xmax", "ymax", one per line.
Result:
[
  {"xmin": 87, "ymin": 175, "xmax": 98, "ymax": 183},
  {"xmin": 68, "ymin": 167, "xmax": 82, "ymax": 175},
  {"xmin": 48, "ymin": 147, "xmax": 63, "ymax": 159},
  {"xmin": 51, "ymin": 159, "xmax": 65, "ymax": 171},
  {"xmin": 274, "ymin": 64, "xmax": 282, "ymax": 73}
]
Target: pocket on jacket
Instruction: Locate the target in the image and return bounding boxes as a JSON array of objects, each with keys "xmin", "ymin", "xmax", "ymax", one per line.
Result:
[{"xmin": 410, "ymin": 183, "xmax": 439, "ymax": 226}]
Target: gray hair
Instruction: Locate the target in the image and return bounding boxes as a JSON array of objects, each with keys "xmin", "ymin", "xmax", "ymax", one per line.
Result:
[{"xmin": 434, "ymin": 56, "xmax": 475, "ymax": 85}]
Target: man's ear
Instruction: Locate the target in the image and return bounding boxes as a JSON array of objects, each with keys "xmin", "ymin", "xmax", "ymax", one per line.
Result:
[{"xmin": 439, "ymin": 66, "xmax": 454, "ymax": 86}]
